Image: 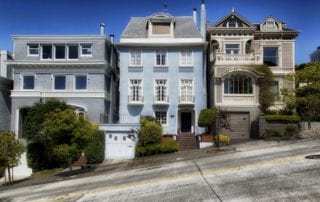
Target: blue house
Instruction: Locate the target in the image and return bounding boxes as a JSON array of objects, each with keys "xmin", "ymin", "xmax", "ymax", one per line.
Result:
[{"xmin": 117, "ymin": 7, "xmax": 207, "ymax": 149}]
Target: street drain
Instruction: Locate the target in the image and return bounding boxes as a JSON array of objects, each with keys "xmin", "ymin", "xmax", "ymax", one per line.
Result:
[{"xmin": 305, "ymin": 155, "xmax": 320, "ymax": 159}]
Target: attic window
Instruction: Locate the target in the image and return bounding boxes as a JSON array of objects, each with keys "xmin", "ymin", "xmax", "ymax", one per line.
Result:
[
  {"xmin": 152, "ymin": 22, "xmax": 170, "ymax": 34},
  {"xmin": 267, "ymin": 20, "xmax": 275, "ymax": 29}
]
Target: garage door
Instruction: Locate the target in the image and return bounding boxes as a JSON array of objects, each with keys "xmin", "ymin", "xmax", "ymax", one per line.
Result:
[
  {"xmin": 105, "ymin": 133, "xmax": 136, "ymax": 160},
  {"xmin": 221, "ymin": 113, "xmax": 250, "ymax": 139}
]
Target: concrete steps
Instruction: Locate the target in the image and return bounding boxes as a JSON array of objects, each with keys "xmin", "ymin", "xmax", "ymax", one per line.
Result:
[{"xmin": 176, "ymin": 133, "xmax": 198, "ymax": 150}]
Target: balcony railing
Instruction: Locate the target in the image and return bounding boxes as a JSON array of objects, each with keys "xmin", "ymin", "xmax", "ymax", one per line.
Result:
[
  {"xmin": 128, "ymin": 95, "xmax": 144, "ymax": 105},
  {"xmin": 179, "ymin": 95, "xmax": 195, "ymax": 105},
  {"xmin": 153, "ymin": 95, "xmax": 169, "ymax": 105},
  {"xmin": 214, "ymin": 52, "xmax": 262, "ymax": 65}
]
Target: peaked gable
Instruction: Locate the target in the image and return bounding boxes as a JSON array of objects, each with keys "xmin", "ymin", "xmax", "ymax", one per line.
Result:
[{"xmin": 213, "ymin": 11, "xmax": 255, "ymax": 28}]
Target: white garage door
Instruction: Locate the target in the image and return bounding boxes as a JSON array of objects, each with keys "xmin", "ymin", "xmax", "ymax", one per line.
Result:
[
  {"xmin": 105, "ymin": 133, "xmax": 136, "ymax": 160},
  {"xmin": 221, "ymin": 113, "xmax": 250, "ymax": 139}
]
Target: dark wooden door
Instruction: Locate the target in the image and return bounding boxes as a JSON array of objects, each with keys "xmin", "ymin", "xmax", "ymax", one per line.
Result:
[{"xmin": 181, "ymin": 112, "xmax": 192, "ymax": 132}]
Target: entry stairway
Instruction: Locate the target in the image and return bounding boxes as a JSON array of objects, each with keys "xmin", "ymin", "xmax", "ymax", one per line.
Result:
[{"xmin": 176, "ymin": 132, "xmax": 199, "ymax": 150}]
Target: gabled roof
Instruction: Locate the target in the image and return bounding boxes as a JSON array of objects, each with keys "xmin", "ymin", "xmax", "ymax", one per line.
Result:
[
  {"xmin": 212, "ymin": 11, "xmax": 255, "ymax": 28},
  {"xmin": 121, "ymin": 13, "xmax": 202, "ymax": 39}
]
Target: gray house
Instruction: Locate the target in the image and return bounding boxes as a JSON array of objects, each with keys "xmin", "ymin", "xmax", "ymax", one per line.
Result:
[
  {"xmin": 9, "ymin": 27, "xmax": 119, "ymax": 139},
  {"xmin": 0, "ymin": 50, "xmax": 13, "ymax": 131},
  {"xmin": 208, "ymin": 10, "xmax": 299, "ymax": 139}
]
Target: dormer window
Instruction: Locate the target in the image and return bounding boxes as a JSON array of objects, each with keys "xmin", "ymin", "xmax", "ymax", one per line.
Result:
[
  {"xmin": 152, "ymin": 22, "xmax": 171, "ymax": 35},
  {"xmin": 267, "ymin": 20, "xmax": 275, "ymax": 29}
]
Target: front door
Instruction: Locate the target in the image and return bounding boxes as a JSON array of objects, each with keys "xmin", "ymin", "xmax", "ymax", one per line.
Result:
[{"xmin": 181, "ymin": 112, "xmax": 192, "ymax": 132}]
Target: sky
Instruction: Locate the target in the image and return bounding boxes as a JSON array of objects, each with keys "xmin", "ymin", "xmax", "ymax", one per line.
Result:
[{"xmin": 0, "ymin": 0, "xmax": 319, "ymax": 64}]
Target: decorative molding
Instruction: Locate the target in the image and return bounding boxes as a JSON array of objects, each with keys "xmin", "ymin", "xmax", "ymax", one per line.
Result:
[{"xmin": 11, "ymin": 90, "xmax": 110, "ymax": 99}]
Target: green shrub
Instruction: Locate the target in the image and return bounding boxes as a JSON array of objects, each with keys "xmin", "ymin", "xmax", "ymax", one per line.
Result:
[
  {"xmin": 139, "ymin": 121, "xmax": 162, "ymax": 145},
  {"xmin": 263, "ymin": 129, "xmax": 282, "ymax": 140},
  {"xmin": 215, "ymin": 134, "xmax": 230, "ymax": 145},
  {"xmin": 198, "ymin": 108, "xmax": 218, "ymax": 127},
  {"xmin": 265, "ymin": 115, "xmax": 301, "ymax": 123},
  {"xmin": 53, "ymin": 144, "xmax": 78, "ymax": 165},
  {"xmin": 159, "ymin": 140, "xmax": 179, "ymax": 153},
  {"xmin": 285, "ymin": 125, "xmax": 299, "ymax": 138},
  {"xmin": 27, "ymin": 142, "xmax": 59, "ymax": 171},
  {"xmin": 84, "ymin": 131, "xmax": 105, "ymax": 164}
]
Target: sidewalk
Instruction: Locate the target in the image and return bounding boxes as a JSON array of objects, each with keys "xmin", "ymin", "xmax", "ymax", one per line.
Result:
[{"xmin": 0, "ymin": 138, "xmax": 315, "ymax": 190}]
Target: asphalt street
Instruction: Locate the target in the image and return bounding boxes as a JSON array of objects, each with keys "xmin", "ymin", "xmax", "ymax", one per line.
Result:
[{"xmin": 1, "ymin": 139, "xmax": 320, "ymax": 201}]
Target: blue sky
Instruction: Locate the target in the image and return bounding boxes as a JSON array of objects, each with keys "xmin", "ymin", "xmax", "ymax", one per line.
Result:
[{"xmin": 0, "ymin": 0, "xmax": 319, "ymax": 64}]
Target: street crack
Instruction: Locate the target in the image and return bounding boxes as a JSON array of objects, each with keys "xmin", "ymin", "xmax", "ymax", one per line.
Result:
[{"xmin": 193, "ymin": 160, "xmax": 223, "ymax": 202}]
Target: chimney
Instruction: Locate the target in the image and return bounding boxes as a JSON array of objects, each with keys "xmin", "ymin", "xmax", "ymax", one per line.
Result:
[
  {"xmin": 200, "ymin": 0, "xmax": 206, "ymax": 39},
  {"xmin": 110, "ymin": 34, "xmax": 114, "ymax": 44},
  {"xmin": 193, "ymin": 8, "xmax": 197, "ymax": 26},
  {"xmin": 100, "ymin": 23, "xmax": 105, "ymax": 36}
]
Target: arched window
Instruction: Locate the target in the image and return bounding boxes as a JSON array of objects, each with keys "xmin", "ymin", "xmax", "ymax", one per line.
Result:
[{"xmin": 224, "ymin": 74, "xmax": 253, "ymax": 94}]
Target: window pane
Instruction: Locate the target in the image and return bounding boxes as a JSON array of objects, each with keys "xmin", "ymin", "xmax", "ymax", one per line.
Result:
[
  {"xmin": 75, "ymin": 75, "xmax": 87, "ymax": 90},
  {"xmin": 28, "ymin": 44, "xmax": 39, "ymax": 55},
  {"xmin": 23, "ymin": 76, "xmax": 34, "ymax": 89},
  {"xmin": 68, "ymin": 45, "xmax": 79, "ymax": 59},
  {"xmin": 55, "ymin": 45, "xmax": 65, "ymax": 59},
  {"xmin": 42, "ymin": 45, "xmax": 52, "ymax": 59},
  {"xmin": 224, "ymin": 74, "xmax": 253, "ymax": 94},
  {"xmin": 81, "ymin": 44, "xmax": 92, "ymax": 55},
  {"xmin": 263, "ymin": 47, "xmax": 278, "ymax": 66},
  {"xmin": 54, "ymin": 76, "xmax": 66, "ymax": 90}
]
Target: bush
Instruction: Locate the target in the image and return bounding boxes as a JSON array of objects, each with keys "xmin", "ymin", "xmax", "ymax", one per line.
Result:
[
  {"xmin": 198, "ymin": 108, "xmax": 218, "ymax": 127},
  {"xmin": 263, "ymin": 129, "xmax": 282, "ymax": 140},
  {"xmin": 215, "ymin": 134, "xmax": 230, "ymax": 145},
  {"xmin": 159, "ymin": 140, "xmax": 179, "ymax": 153},
  {"xmin": 139, "ymin": 121, "xmax": 162, "ymax": 145},
  {"xmin": 53, "ymin": 144, "xmax": 78, "ymax": 165},
  {"xmin": 84, "ymin": 131, "xmax": 105, "ymax": 164},
  {"xmin": 27, "ymin": 142, "xmax": 59, "ymax": 171},
  {"xmin": 285, "ymin": 125, "xmax": 299, "ymax": 138},
  {"xmin": 265, "ymin": 115, "xmax": 301, "ymax": 123}
]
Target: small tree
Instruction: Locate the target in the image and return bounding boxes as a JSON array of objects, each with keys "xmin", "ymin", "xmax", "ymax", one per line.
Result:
[
  {"xmin": 0, "ymin": 131, "xmax": 24, "ymax": 185},
  {"xmin": 198, "ymin": 108, "xmax": 218, "ymax": 135}
]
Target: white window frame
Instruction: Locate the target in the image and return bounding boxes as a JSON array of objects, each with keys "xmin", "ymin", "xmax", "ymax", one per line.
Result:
[
  {"xmin": 266, "ymin": 20, "xmax": 275, "ymax": 29},
  {"xmin": 74, "ymin": 74, "xmax": 88, "ymax": 91},
  {"xmin": 80, "ymin": 43, "xmax": 92, "ymax": 57},
  {"xmin": 21, "ymin": 74, "xmax": 35, "ymax": 90},
  {"xmin": 154, "ymin": 79, "xmax": 168, "ymax": 102},
  {"xmin": 225, "ymin": 43, "xmax": 240, "ymax": 55},
  {"xmin": 53, "ymin": 75, "xmax": 67, "ymax": 91},
  {"xmin": 155, "ymin": 111, "xmax": 168, "ymax": 126},
  {"xmin": 67, "ymin": 44, "xmax": 79, "ymax": 60},
  {"xmin": 41, "ymin": 44, "xmax": 53, "ymax": 60},
  {"xmin": 180, "ymin": 49, "xmax": 193, "ymax": 67},
  {"xmin": 27, "ymin": 44, "xmax": 39, "ymax": 56},
  {"xmin": 155, "ymin": 50, "xmax": 167, "ymax": 66},
  {"xmin": 128, "ymin": 79, "xmax": 143, "ymax": 102},
  {"xmin": 129, "ymin": 50, "xmax": 142, "ymax": 66},
  {"xmin": 180, "ymin": 79, "xmax": 194, "ymax": 103}
]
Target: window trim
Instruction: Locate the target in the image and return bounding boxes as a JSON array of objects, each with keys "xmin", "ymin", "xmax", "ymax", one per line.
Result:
[
  {"xmin": 263, "ymin": 46, "xmax": 279, "ymax": 67},
  {"xmin": 128, "ymin": 79, "xmax": 143, "ymax": 103},
  {"xmin": 225, "ymin": 43, "xmax": 240, "ymax": 55},
  {"xmin": 155, "ymin": 50, "xmax": 167, "ymax": 67},
  {"xmin": 129, "ymin": 50, "xmax": 142, "ymax": 67},
  {"xmin": 155, "ymin": 111, "xmax": 168, "ymax": 126},
  {"xmin": 27, "ymin": 44, "xmax": 39, "ymax": 56},
  {"xmin": 180, "ymin": 79, "xmax": 194, "ymax": 102},
  {"xmin": 74, "ymin": 74, "xmax": 88, "ymax": 91},
  {"xmin": 154, "ymin": 79, "xmax": 168, "ymax": 102},
  {"xmin": 180, "ymin": 49, "xmax": 193, "ymax": 67},
  {"xmin": 21, "ymin": 74, "xmax": 35, "ymax": 90},
  {"xmin": 53, "ymin": 75, "xmax": 67, "ymax": 91},
  {"xmin": 80, "ymin": 43, "xmax": 93, "ymax": 57},
  {"xmin": 223, "ymin": 74, "xmax": 254, "ymax": 95}
]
